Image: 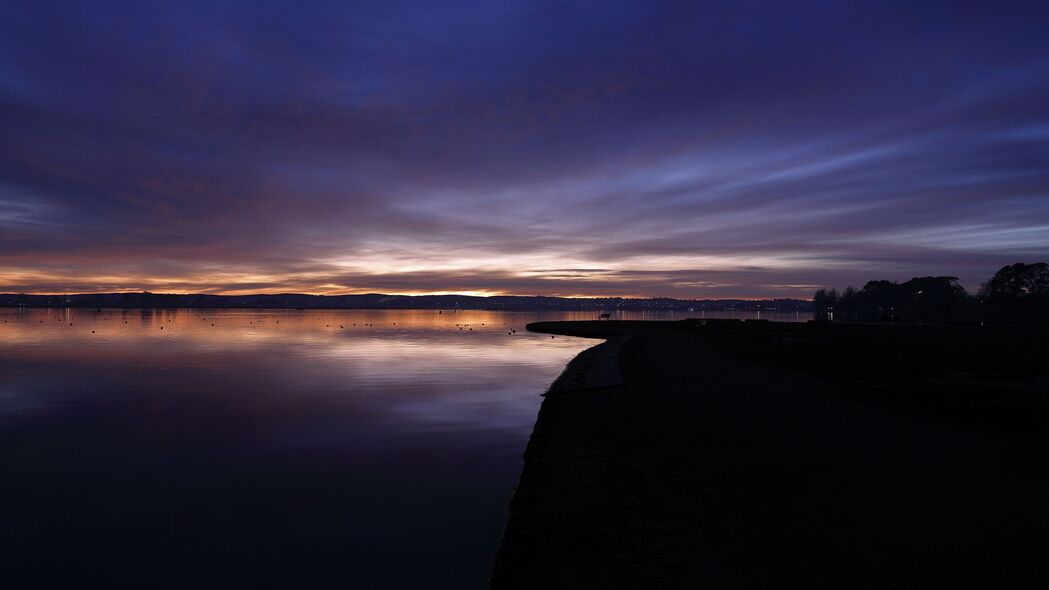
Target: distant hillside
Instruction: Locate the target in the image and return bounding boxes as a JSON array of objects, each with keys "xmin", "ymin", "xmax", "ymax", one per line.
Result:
[{"xmin": 1, "ymin": 292, "xmax": 813, "ymax": 312}]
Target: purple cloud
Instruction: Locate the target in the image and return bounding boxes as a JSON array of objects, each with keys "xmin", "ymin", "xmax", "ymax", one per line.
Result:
[{"xmin": 2, "ymin": 1, "xmax": 1048, "ymax": 297}]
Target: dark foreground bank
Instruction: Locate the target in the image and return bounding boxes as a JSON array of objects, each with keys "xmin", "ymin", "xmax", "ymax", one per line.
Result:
[{"xmin": 492, "ymin": 320, "xmax": 1049, "ymax": 589}]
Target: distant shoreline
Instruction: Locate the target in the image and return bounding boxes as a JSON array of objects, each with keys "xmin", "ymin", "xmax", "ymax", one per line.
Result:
[{"xmin": 0, "ymin": 292, "xmax": 813, "ymax": 313}]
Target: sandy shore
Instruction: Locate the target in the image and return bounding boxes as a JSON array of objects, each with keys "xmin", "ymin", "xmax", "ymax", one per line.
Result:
[{"xmin": 491, "ymin": 320, "xmax": 1049, "ymax": 589}]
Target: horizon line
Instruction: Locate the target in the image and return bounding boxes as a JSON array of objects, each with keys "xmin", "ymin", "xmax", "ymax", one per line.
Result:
[{"xmin": 2, "ymin": 290, "xmax": 815, "ymax": 302}]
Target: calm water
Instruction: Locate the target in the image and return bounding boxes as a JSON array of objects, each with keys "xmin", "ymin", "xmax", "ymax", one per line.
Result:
[
  {"xmin": 0, "ymin": 307, "xmax": 811, "ymax": 588},
  {"xmin": 0, "ymin": 309, "xmax": 595, "ymax": 588}
]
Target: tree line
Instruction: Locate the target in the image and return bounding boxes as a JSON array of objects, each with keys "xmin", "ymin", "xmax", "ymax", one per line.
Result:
[{"xmin": 813, "ymin": 262, "xmax": 1049, "ymax": 325}]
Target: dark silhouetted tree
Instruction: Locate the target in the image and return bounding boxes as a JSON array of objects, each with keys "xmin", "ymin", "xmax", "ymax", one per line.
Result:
[
  {"xmin": 814, "ymin": 277, "xmax": 968, "ymax": 323},
  {"xmin": 981, "ymin": 263, "xmax": 1049, "ymax": 301}
]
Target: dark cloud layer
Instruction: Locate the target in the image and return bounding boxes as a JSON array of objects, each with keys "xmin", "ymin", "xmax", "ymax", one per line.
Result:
[{"xmin": 2, "ymin": 1, "xmax": 1048, "ymax": 297}]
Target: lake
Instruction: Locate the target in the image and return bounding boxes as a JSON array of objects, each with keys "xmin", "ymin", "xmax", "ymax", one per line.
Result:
[{"xmin": 0, "ymin": 307, "xmax": 810, "ymax": 588}]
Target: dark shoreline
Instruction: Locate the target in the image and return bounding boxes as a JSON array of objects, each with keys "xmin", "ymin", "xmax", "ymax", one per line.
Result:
[
  {"xmin": 492, "ymin": 335, "xmax": 626, "ymax": 586},
  {"xmin": 492, "ymin": 319, "xmax": 1049, "ymax": 588}
]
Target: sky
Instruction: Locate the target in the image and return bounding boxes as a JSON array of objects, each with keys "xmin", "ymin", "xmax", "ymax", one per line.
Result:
[{"xmin": 2, "ymin": 1, "xmax": 1048, "ymax": 298}]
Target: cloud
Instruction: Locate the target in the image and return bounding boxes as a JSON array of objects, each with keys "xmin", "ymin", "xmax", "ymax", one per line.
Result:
[{"xmin": 2, "ymin": 1, "xmax": 1048, "ymax": 297}]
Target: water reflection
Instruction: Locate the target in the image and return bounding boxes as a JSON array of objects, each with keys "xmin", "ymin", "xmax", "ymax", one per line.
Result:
[{"xmin": 1, "ymin": 309, "xmax": 597, "ymax": 588}]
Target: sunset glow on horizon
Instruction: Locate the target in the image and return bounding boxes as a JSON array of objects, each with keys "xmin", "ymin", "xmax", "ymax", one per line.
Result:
[{"xmin": 0, "ymin": 252, "xmax": 833, "ymax": 298}]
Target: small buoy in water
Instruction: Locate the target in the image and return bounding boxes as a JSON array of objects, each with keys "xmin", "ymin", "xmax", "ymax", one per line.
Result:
[
  {"xmin": 91, "ymin": 330, "xmax": 95, "ymax": 333},
  {"xmin": 160, "ymin": 326, "xmax": 164, "ymax": 330},
  {"xmin": 551, "ymin": 335, "xmax": 555, "ymax": 339}
]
